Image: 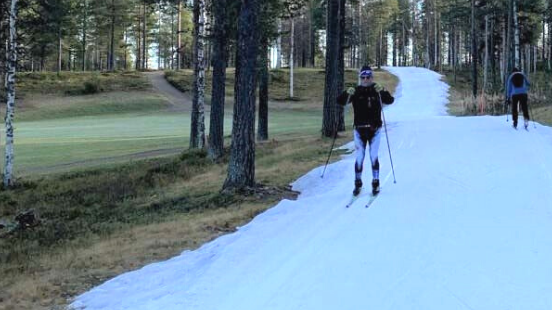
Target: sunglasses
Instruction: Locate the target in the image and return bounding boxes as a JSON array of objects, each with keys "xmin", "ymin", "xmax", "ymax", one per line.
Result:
[{"xmin": 360, "ymin": 76, "xmax": 372, "ymax": 80}]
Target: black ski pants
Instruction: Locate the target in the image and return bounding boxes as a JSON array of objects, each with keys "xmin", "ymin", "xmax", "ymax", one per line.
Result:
[{"xmin": 511, "ymin": 94, "xmax": 529, "ymax": 126}]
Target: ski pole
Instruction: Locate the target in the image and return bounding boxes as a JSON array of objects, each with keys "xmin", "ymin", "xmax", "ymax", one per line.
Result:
[
  {"xmin": 321, "ymin": 94, "xmax": 351, "ymax": 178},
  {"xmin": 528, "ymin": 100, "xmax": 537, "ymax": 129},
  {"xmin": 320, "ymin": 125, "xmax": 338, "ymax": 179},
  {"xmin": 378, "ymin": 94, "xmax": 397, "ymax": 184},
  {"xmin": 505, "ymin": 98, "xmax": 509, "ymax": 122}
]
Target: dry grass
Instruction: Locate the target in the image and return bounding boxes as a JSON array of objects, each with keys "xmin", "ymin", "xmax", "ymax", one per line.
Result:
[{"xmin": 2, "ymin": 205, "xmax": 267, "ymax": 310}]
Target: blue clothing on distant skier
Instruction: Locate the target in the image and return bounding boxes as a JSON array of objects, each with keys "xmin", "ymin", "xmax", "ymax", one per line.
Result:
[
  {"xmin": 506, "ymin": 69, "xmax": 531, "ymax": 129},
  {"xmin": 506, "ymin": 71, "xmax": 530, "ymax": 99}
]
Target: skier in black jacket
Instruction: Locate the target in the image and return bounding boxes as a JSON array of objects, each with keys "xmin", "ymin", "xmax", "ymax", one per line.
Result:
[{"xmin": 337, "ymin": 66, "xmax": 394, "ymax": 196}]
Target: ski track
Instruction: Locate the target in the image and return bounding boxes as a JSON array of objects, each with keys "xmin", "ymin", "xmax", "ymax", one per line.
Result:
[{"xmin": 71, "ymin": 67, "xmax": 552, "ymax": 310}]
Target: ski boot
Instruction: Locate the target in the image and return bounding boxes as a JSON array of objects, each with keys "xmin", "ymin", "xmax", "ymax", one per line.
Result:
[
  {"xmin": 371, "ymin": 179, "xmax": 380, "ymax": 195},
  {"xmin": 353, "ymin": 179, "xmax": 362, "ymax": 196},
  {"xmin": 524, "ymin": 119, "xmax": 529, "ymax": 130}
]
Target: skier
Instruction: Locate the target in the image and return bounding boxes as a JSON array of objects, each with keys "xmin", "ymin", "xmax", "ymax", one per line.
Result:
[
  {"xmin": 337, "ymin": 66, "xmax": 394, "ymax": 196},
  {"xmin": 506, "ymin": 68, "xmax": 531, "ymax": 129}
]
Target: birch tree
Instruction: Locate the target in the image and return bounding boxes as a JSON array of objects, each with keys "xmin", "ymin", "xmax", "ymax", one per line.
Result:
[
  {"xmin": 190, "ymin": 0, "xmax": 206, "ymax": 149},
  {"xmin": 4, "ymin": 0, "xmax": 17, "ymax": 188}
]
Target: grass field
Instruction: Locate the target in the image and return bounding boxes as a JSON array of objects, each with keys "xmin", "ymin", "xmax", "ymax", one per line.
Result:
[{"xmin": 0, "ymin": 68, "xmax": 398, "ymax": 310}]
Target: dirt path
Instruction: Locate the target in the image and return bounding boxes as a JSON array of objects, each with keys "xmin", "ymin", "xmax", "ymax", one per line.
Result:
[{"xmin": 144, "ymin": 71, "xmax": 205, "ymax": 113}]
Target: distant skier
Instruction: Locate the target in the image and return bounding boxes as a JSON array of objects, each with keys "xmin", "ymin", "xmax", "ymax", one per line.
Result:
[
  {"xmin": 337, "ymin": 65, "xmax": 394, "ymax": 196},
  {"xmin": 506, "ymin": 68, "xmax": 531, "ymax": 129}
]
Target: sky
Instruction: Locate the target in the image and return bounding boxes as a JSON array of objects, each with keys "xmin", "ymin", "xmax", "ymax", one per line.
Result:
[{"xmin": 71, "ymin": 67, "xmax": 552, "ymax": 310}]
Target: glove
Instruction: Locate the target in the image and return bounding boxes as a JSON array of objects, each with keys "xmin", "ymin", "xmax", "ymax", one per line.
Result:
[
  {"xmin": 379, "ymin": 89, "xmax": 394, "ymax": 104},
  {"xmin": 347, "ymin": 87, "xmax": 355, "ymax": 95},
  {"xmin": 374, "ymin": 83, "xmax": 384, "ymax": 92}
]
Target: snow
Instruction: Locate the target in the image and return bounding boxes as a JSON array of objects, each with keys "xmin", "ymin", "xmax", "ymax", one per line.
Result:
[{"xmin": 71, "ymin": 67, "xmax": 552, "ymax": 310}]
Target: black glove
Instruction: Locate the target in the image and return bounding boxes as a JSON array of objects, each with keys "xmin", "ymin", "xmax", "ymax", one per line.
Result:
[{"xmin": 379, "ymin": 90, "xmax": 394, "ymax": 104}]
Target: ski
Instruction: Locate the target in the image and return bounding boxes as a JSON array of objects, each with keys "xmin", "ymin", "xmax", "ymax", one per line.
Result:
[
  {"xmin": 345, "ymin": 188, "xmax": 368, "ymax": 208},
  {"xmin": 365, "ymin": 193, "xmax": 379, "ymax": 208},
  {"xmin": 345, "ymin": 192, "xmax": 361, "ymax": 208}
]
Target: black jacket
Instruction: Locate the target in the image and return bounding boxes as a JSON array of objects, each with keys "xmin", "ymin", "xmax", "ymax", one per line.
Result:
[{"xmin": 337, "ymin": 84, "xmax": 394, "ymax": 129}]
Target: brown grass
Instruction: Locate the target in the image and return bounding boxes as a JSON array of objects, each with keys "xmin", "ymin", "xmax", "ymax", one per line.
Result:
[{"xmin": 2, "ymin": 205, "xmax": 268, "ymax": 310}]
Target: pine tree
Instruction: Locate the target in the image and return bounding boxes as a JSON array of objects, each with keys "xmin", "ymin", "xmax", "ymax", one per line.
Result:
[{"xmin": 223, "ymin": 0, "xmax": 260, "ymax": 191}]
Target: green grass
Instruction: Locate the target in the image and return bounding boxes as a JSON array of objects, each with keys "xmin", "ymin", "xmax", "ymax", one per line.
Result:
[
  {"xmin": 1, "ymin": 109, "xmax": 330, "ymax": 175},
  {"xmin": 12, "ymin": 91, "xmax": 171, "ymax": 122}
]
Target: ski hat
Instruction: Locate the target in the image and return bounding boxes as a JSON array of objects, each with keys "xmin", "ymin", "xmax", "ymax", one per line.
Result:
[{"xmin": 359, "ymin": 65, "xmax": 373, "ymax": 77}]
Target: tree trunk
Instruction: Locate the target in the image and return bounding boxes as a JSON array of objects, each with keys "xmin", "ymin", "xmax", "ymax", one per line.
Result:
[
  {"xmin": 548, "ymin": 20, "xmax": 552, "ymax": 70},
  {"xmin": 402, "ymin": 21, "xmax": 406, "ymax": 66},
  {"xmin": 379, "ymin": 26, "xmax": 383, "ymax": 69},
  {"xmin": 490, "ymin": 14, "xmax": 496, "ymax": 89},
  {"xmin": 289, "ymin": 16, "xmax": 294, "ymax": 98},
  {"xmin": 4, "ymin": 0, "xmax": 17, "ymax": 188},
  {"xmin": 136, "ymin": 6, "xmax": 142, "ymax": 70},
  {"xmin": 257, "ymin": 38, "xmax": 269, "ymax": 141},
  {"xmin": 82, "ymin": 0, "xmax": 87, "ymax": 71},
  {"xmin": 158, "ymin": 1, "xmax": 162, "ymax": 70},
  {"xmin": 109, "ymin": 0, "xmax": 115, "ymax": 71},
  {"xmin": 337, "ymin": 0, "xmax": 345, "ymax": 132},
  {"xmin": 513, "ymin": 0, "xmax": 520, "ymax": 69},
  {"xmin": 471, "ymin": 0, "xmax": 477, "ymax": 98},
  {"xmin": 276, "ymin": 19, "xmax": 282, "ymax": 68},
  {"xmin": 322, "ymin": 0, "xmax": 340, "ymax": 137},
  {"xmin": 170, "ymin": 6, "xmax": 174, "ymax": 69},
  {"xmin": 434, "ymin": 10, "xmax": 439, "ymax": 69},
  {"xmin": 142, "ymin": 2, "xmax": 147, "ymax": 70},
  {"xmin": 310, "ymin": 7, "xmax": 316, "ymax": 67},
  {"xmin": 425, "ymin": 17, "xmax": 430, "ymax": 69},
  {"xmin": 392, "ymin": 32, "xmax": 397, "ymax": 67},
  {"xmin": 124, "ymin": 28, "xmax": 128, "ymax": 70},
  {"xmin": 483, "ymin": 14, "xmax": 488, "ymax": 92},
  {"xmin": 57, "ymin": 28, "xmax": 62, "ymax": 73},
  {"xmin": 208, "ymin": 0, "xmax": 228, "ymax": 160},
  {"xmin": 177, "ymin": 0, "xmax": 181, "ymax": 69},
  {"xmin": 223, "ymin": 0, "xmax": 260, "ymax": 191},
  {"xmin": 190, "ymin": 0, "xmax": 206, "ymax": 149}
]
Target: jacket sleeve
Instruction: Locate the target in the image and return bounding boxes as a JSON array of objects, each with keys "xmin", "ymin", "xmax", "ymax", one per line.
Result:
[
  {"xmin": 337, "ymin": 90, "xmax": 351, "ymax": 106},
  {"xmin": 379, "ymin": 90, "xmax": 394, "ymax": 105}
]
